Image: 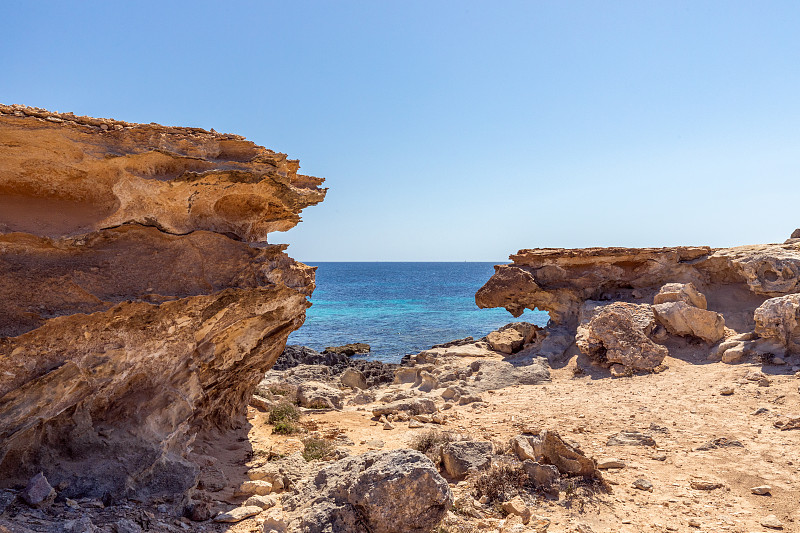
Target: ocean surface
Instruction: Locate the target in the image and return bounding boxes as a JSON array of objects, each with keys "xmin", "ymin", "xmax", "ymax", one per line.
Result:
[{"xmin": 287, "ymin": 262, "xmax": 549, "ymax": 363}]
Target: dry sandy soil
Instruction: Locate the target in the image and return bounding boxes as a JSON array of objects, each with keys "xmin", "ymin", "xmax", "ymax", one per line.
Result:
[{"xmin": 201, "ymin": 350, "xmax": 800, "ymax": 533}]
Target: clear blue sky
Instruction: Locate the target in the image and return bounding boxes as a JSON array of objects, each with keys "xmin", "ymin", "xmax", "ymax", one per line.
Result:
[{"xmin": 3, "ymin": 1, "xmax": 799, "ymax": 261}]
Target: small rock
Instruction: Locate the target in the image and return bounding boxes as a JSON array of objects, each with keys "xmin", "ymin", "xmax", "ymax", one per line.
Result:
[
  {"xmin": 633, "ymin": 478, "xmax": 653, "ymax": 491},
  {"xmin": 761, "ymin": 514, "xmax": 784, "ymax": 529},
  {"xmin": 250, "ymin": 395, "xmax": 271, "ymax": 411},
  {"xmin": 688, "ymin": 518, "xmax": 701, "ymax": 528},
  {"xmin": 695, "ymin": 437, "xmax": 744, "ymax": 451},
  {"xmin": 441, "ymin": 440, "xmax": 493, "ymax": 479},
  {"xmin": 365, "ymin": 439, "xmax": 384, "ymax": 449},
  {"xmin": 239, "ymin": 480, "xmax": 272, "ymax": 496},
  {"xmin": 522, "ymin": 460, "xmax": 559, "ymax": 493},
  {"xmin": 408, "ymin": 419, "xmax": 424, "ymax": 428},
  {"xmin": 243, "ymin": 494, "xmax": 277, "ymax": 509},
  {"xmin": 501, "ymin": 496, "xmax": 531, "ymax": 524},
  {"xmin": 597, "ymin": 459, "xmax": 625, "ymax": 469},
  {"xmin": 341, "ymin": 368, "xmax": 368, "ymax": 389},
  {"xmin": 383, "ymin": 421, "xmax": 395, "ymax": 430},
  {"xmin": 21, "ymin": 472, "xmax": 56, "ymax": 507},
  {"xmin": 112, "ymin": 519, "xmax": 142, "ymax": 533},
  {"xmin": 65, "ymin": 498, "xmax": 80, "ymax": 509},
  {"xmin": 607, "ymin": 431, "xmax": 656, "ymax": 447},
  {"xmin": 719, "ymin": 387, "xmax": 735, "ymax": 396},
  {"xmin": 213, "ymin": 505, "xmax": 263, "ymax": 523},
  {"xmin": 65, "ymin": 516, "xmax": 97, "ymax": 533},
  {"xmin": 690, "ymin": 480, "xmax": 723, "ymax": 490},
  {"xmin": 773, "ymin": 357, "xmax": 786, "ymax": 365},
  {"xmin": 751, "ymin": 485, "xmax": 772, "ymax": 495},
  {"xmin": 185, "ymin": 501, "xmax": 211, "ymax": 522}
]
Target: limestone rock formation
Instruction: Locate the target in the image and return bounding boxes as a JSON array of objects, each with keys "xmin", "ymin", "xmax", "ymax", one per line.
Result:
[
  {"xmin": 652, "ymin": 301, "xmax": 725, "ymax": 344},
  {"xmin": 283, "ymin": 449, "xmax": 452, "ymax": 533},
  {"xmin": 0, "ymin": 105, "xmax": 326, "ymax": 501},
  {"xmin": 754, "ymin": 294, "xmax": 800, "ymax": 354},
  {"xmin": 477, "ymin": 240, "xmax": 800, "ymax": 366},
  {"xmin": 576, "ymin": 302, "xmax": 668, "ymax": 370}
]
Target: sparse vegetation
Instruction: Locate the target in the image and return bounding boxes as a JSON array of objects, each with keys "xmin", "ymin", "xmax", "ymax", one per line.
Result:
[
  {"xmin": 268, "ymin": 401, "xmax": 301, "ymax": 435},
  {"xmin": 272, "ymin": 419, "xmax": 299, "ymax": 435},
  {"xmin": 268, "ymin": 402, "xmax": 300, "ymax": 424},
  {"xmin": 473, "ymin": 463, "xmax": 529, "ymax": 503},
  {"xmin": 302, "ymin": 436, "xmax": 336, "ymax": 461},
  {"xmin": 410, "ymin": 429, "xmax": 455, "ymax": 455}
]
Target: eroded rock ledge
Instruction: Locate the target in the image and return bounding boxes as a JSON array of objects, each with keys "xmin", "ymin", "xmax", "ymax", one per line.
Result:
[
  {"xmin": 0, "ymin": 105, "xmax": 326, "ymax": 502},
  {"xmin": 476, "ymin": 239, "xmax": 800, "ymax": 371}
]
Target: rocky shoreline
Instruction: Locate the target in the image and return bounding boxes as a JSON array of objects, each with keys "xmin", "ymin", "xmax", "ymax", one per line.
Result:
[{"xmin": 1, "ymin": 107, "xmax": 798, "ymax": 532}]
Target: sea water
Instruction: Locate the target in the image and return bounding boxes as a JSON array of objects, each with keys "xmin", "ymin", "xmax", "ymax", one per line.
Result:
[{"xmin": 287, "ymin": 262, "xmax": 549, "ymax": 363}]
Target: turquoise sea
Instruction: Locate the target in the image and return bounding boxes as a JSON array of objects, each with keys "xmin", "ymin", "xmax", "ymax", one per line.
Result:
[{"xmin": 287, "ymin": 262, "xmax": 549, "ymax": 363}]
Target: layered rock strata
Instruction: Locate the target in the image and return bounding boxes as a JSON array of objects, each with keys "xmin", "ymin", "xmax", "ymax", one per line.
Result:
[
  {"xmin": 477, "ymin": 239, "xmax": 800, "ymax": 368},
  {"xmin": 0, "ymin": 105, "xmax": 326, "ymax": 501}
]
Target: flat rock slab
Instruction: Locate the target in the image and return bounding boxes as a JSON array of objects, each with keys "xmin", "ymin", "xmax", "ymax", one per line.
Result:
[
  {"xmin": 213, "ymin": 505, "xmax": 264, "ymax": 523},
  {"xmin": 606, "ymin": 431, "xmax": 656, "ymax": 447}
]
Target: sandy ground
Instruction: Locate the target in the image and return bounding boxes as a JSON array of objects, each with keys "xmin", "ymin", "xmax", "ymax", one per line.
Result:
[{"xmin": 201, "ymin": 351, "xmax": 800, "ymax": 533}]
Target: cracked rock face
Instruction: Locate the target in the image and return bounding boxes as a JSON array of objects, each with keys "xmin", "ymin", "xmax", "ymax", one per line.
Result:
[{"xmin": 0, "ymin": 105, "xmax": 326, "ymax": 501}]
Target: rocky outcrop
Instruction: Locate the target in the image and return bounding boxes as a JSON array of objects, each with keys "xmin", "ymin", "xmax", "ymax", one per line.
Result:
[
  {"xmin": 283, "ymin": 449, "xmax": 452, "ymax": 533},
  {"xmin": 754, "ymin": 293, "xmax": 800, "ymax": 354},
  {"xmin": 0, "ymin": 105, "xmax": 325, "ymax": 501},
  {"xmin": 477, "ymin": 240, "xmax": 800, "ymax": 366}
]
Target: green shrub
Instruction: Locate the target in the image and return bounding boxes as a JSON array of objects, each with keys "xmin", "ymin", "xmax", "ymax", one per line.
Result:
[
  {"xmin": 268, "ymin": 402, "xmax": 300, "ymax": 425},
  {"xmin": 272, "ymin": 419, "xmax": 299, "ymax": 435},
  {"xmin": 302, "ymin": 437, "xmax": 335, "ymax": 462}
]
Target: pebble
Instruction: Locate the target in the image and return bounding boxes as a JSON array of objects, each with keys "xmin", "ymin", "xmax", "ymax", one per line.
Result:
[
  {"xmin": 751, "ymin": 485, "xmax": 772, "ymax": 495},
  {"xmin": 720, "ymin": 387, "xmax": 735, "ymax": 396},
  {"xmin": 383, "ymin": 421, "xmax": 395, "ymax": 430},
  {"xmin": 633, "ymin": 478, "xmax": 653, "ymax": 492},
  {"xmin": 688, "ymin": 518, "xmax": 701, "ymax": 527}
]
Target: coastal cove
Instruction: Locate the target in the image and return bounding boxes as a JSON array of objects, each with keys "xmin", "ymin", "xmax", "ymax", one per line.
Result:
[{"xmin": 287, "ymin": 262, "xmax": 549, "ymax": 362}]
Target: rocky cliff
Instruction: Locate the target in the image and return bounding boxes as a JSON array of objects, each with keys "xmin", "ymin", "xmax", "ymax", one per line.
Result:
[
  {"xmin": 477, "ymin": 239, "xmax": 800, "ymax": 371},
  {"xmin": 0, "ymin": 104, "xmax": 326, "ymax": 502}
]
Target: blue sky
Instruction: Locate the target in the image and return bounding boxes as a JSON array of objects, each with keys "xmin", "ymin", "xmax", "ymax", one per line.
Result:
[{"xmin": 3, "ymin": 1, "xmax": 799, "ymax": 260}]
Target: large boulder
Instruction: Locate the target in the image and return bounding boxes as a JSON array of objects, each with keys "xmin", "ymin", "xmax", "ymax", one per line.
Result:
[
  {"xmin": 754, "ymin": 294, "xmax": 800, "ymax": 354},
  {"xmin": 653, "ymin": 301, "xmax": 726, "ymax": 343},
  {"xmin": 284, "ymin": 449, "xmax": 452, "ymax": 533},
  {"xmin": 576, "ymin": 302, "xmax": 668, "ymax": 370},
  {"xmin": 0, "ymin": 105, "xmax": 326, "ymax": 501}
]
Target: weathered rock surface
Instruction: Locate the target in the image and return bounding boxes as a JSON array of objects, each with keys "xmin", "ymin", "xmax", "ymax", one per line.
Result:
[
  {"xmin": 271, "ymin": 345, "xmax": 397, "ymax": 387},
  {"xmin": 477, "ymin": 240, "xmax": 800, "ymax": 364},
  {"xmin": 754, "ymin": 294, "xmax": 800, "ymax": 354},
  {"xmin": 652, "ymin": 301, "xmax": 726, "ymax": 343},
  {"xmin": 653, "ymin": 282, "xmax": 708, "ymax": 309},
  {"xmin": 0, "ymin": 105, "xmax": 325, "ymax": 501},
  {"xmin": 283, "ymin": 449, "xmax": 452, "ymax": 533},
  {"xmin": 576, "ymin": 302, "xmax": 668, "ymax": 370},
  {"xmin": 440, "ymin": 440, "xmax": 493, "ymax": 479}
]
